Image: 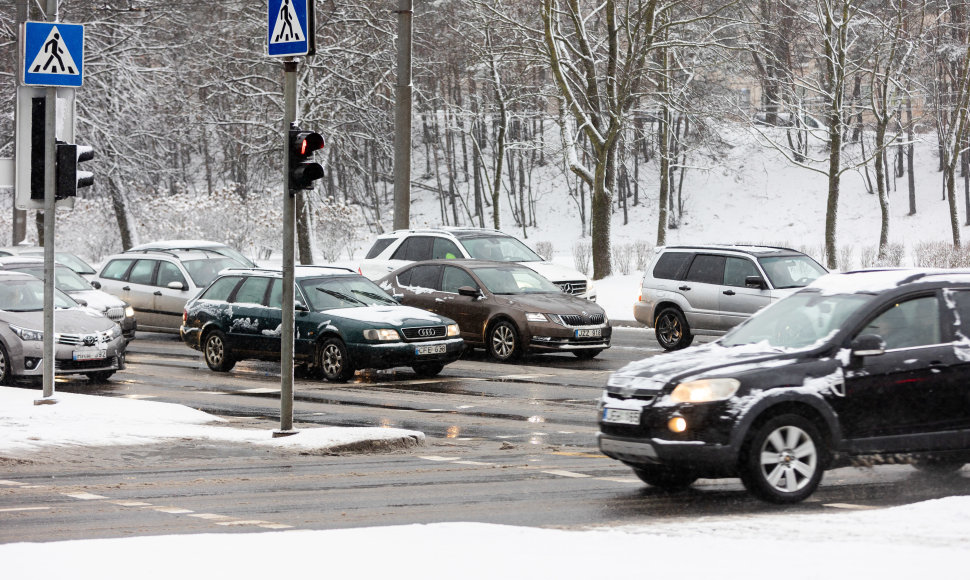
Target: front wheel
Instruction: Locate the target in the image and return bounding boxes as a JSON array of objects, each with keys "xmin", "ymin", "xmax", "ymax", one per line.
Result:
[
  {"xmin": 85, "ymin": 371, "xmax": 115, "ymax": 383},
  {"xmin": 319, "ymin": 338, "xmax": 354, "ymax": 382},
  {"xmin": 412, "ymin": 362, "xmax": 444, "ymax": 377},
  {"xmin": 487, "ymin": 320, "xmax": 521, "ymax": 362},
  {"xmin": 633, "ymin": 466, "xmax": 697, "ymax": 491},
  {"xmin": 203, "ymin": 330, "xmax": 235, "ymax": 372},
  {"xmin": 655, "ymin": 308, "xmax": 693, "ymax": 350},
  {"xmin": 740, "ymin": 414, "xmax": 825, "ymax": 503},
  {"xmin": 573, "ymin": 349, "xmax": 602, "ymax": 360}
]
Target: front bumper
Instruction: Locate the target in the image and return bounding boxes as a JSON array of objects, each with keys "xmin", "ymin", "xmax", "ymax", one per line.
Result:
[
  {"xmin": 526, "ymin": 323, "xmax": 612, "ymax": 353},
  {"xmin": 10, "ymin": 338, "xmax": 126, "ymax": 378},
  {"xmin": 597, "ymin": 432, "xmax": 738, "ymax": 476},
  {"xmin": 347, "ymin": 337, "xmax": 464, "ymax": 370}
]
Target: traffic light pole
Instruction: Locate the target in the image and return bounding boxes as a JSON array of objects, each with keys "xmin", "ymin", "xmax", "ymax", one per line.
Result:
[
  {"xmin": 276, "ymin": 58, "xmax": 298, "ymax": 436},
  {"xmin": 39, "ymin": 0, "xmax": 59, "ymax": 402}
]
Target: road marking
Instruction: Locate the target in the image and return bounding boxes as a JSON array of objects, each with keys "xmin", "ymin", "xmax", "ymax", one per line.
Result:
[
  {"xmin": 542, "ymin": 470, "xmax": 591, "ymax": 478},
  {"xmin": 62, "ymin": 492, "xmax": 108, "ymax": 500},
  {"xmin": 239, "ymin": 388, "xmax": 281, "ymax": 394},
  {"xmin": 188, "ymin": 513, "xmax": 233, "ymax": 521},
  {"xmin": 108, "ymin": 500, "xmax": 152, "ymax": 507},
  {"xmin": 824, "ymin": 503, "xmax": 877, "ymax": 510},
  {"xmin": 0, "ymin": 480, "xmax": 27, "ymax": 486},
  {"xmin": 454, "ymin": 460, "xmax": 494, "ymax": 466},
  {"xmin": 419, "ymin": 456, "xmax": 460, "ymax": 462},
  {"xmin": 596, "ymin": 477, "xmax": 639, "ymax": 483},
  {"xmin": 552, "ymin": 451, "xmax": 606, "ymax": 458},
  {"xmin": 0, "ymin": 506, "xmax": 50, "ymax": 512},
  {"xmin": 150, "ymin": 506, "xmax": 194, "ymax": 514}
]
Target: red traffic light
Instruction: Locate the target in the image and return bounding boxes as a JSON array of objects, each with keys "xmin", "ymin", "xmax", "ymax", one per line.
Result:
[{"xmin": 292, "ymin": 130, "xmax": 324, "ymax": 156}]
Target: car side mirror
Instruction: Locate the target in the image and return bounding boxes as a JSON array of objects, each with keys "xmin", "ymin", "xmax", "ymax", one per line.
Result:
[
  {"xmin": 295, "ymin": 301, "xmax": 309, "ymax": 312},
  {"xmin": 458, "ymin": 286, "xmax": 482, "ymax": 298},
  {"xmin": 75, "ymin": 298, "xmax": 88, "ymax": 307},
  {"xmin": 167, "ymin": 281, "xmax": 187, "ymax": 291},
  {"xmin": 392, "ymin": 293, "xmax": 404, "ymax": 303},
  {"xmin": 90, "ymin": 280, "xmax": 102, "ymax": 290},
  {"xmin": 745, "ymin": 275, "xmax": 767, "ymax": 290},
  {"xmin": 851, "ymin": 334, "xmax": 886, "ymax": 357}
]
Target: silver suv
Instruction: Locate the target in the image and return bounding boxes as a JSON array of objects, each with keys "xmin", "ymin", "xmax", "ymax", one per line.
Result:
[
  {"xmin": 635, "ymin": 245, "xmax": 827, "ymax": 350},
  {"xmin": 358, "ymin": 228, "xmax": 596, "ymax": 300}
]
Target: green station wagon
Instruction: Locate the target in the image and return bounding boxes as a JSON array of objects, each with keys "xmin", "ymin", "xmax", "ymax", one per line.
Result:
[{"xmin": 180, "ymin": 266, "xmax": 464, "ymax": 381}]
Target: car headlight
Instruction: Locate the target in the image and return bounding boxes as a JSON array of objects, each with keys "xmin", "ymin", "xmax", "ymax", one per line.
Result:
[
  {"xmin": 363, "ymin": 328, "xmax": 400, "ymax": 341},
  {"xmin": 670, "ymin": 378, "xmax": 740, "ymax": 403},
  {"xmin": 124, "ymin": 305, "xmax": 135, "ymax": 318},
  {"xmin": 525, "ymin": 312, "xmax": 548, "ymax": 323},
  {"xmin": 446, "ymin": 324, "xmax": 460, "ymax": 337},
  {"xmin": 10, "ymin": 324, "xmax": 43, "ymax": 342}
]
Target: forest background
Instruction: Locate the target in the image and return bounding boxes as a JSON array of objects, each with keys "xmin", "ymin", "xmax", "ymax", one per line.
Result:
[{"xmin": 4, "ymin": 1, "xmax": 970, "ymax": 278}]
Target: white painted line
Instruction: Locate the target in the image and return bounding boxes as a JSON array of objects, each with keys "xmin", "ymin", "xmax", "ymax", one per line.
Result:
[
  {"xmin": 240, "ymin": 388, "xmax": 281, "ymax": 394},
  {"xmin": 215, "ymin": 520, "xmax": 274, "ymax": 527},
  {"xmin": 152, "ymin": 506, "xmax": 194, "ymax": 514},
  {"xmin": 454, "ymin": 460, "xmax": 494, "ymax": 466},
  {"xmin": 0, "ymin": 480, "xmax": 27, "ymax": 486},
  {"xmin": 419, "ymin": 456, "xmax": 460, "ymax": 462},
  {"xmin": 122, "ymin": 394, "xmax": 156, "ymax": 400},
  {"xmin": 258, "ymin": 523, "xmax": 293, "ymax": 529},
  {"xmin": 188, "ymin": 513, "xmax": 233, "ymax": 521},
  {"xmin": 0, "ymin": 506, "xmax": 50, "ymax": 513},
  {"xmin": 596, "ymin": 477, "xmax": 640, "ymax": 484},
  {"xmin": 108, "ymin": 500, "xmax": 152, "ymax": 507},
  {"xmin": 824, "ymin": 503, "xmax": 877, "ymax": 510},
  {"xmin": 62, "ymin": 492, "xmax": 108, "ymax": 500},
  {"xmin": 542, "ymin": 470, "xmax": 592, "ymax": 478}
]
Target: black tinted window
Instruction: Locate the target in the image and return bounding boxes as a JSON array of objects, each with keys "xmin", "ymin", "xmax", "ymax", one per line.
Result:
[
  {"xmin": 652, "ymin": 252, "xmax": 691, "ymax": 280},
  {"xmin": 441, "ymin": 266, "xmax": 476, "ymax": 293},
  {"xmin": 409, "ymin": 265, "xmax": 442, "ymax": 290},
  {"xmin": 365, "ymin": 238, "xmax": 395, "ymax": 259},
  {"xmin": 403, "ymin": 236, "xmax": 434, "ymax": 261},
  {"xmin": 393, "ymin": 268, "xmax": 413, "ymax": 286},
  {"xmin": 950, "ymin": 289, "xmax": 970, "ymax": 338},
  {"xmin": 685, "ymin": 255, "xmax": 726, "ymax": 285}
]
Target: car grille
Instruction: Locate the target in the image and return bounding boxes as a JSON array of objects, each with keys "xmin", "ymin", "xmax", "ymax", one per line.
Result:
[
  {"xmin": 556, "ymin": 280, "xmax": 588, "ymax": 295},
  {"xmin": 557, "ymin": 313, "xmax": 605, "ymax": 326},
  {"xmin": 57, "ymin": 331, "xmax": 112, "ymax": 346},
  {"xmin": 401, "ymin": 326, "xmax": 447, "ymax": 341},
  {"xmin": 105, "ymin": 307, "xmax": 125, "ymax": 322},
  {"xmin": 55, "ymin": 356, "xmax": 120, "ymax": 371}
]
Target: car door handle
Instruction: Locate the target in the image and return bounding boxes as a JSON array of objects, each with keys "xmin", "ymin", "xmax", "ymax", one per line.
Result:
[
  {"xmin": 723, "ymin": 290, "xmax": 736, "ymax": 296},
  {"xmin": 678, "ymin": 285, "xmax": 691, "ymax": 291},
  {"xmin": 154, "ymin": 291, "xmax": 162, "ymax": 296}
]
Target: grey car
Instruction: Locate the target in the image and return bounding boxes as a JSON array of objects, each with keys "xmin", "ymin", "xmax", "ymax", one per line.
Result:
[
  {"xmin": 0, "ymin": 271, "xmax": 127, "ymax": 384},
  {"xmin": 95, "ymin": 250, "xmax": 246, "ymax": 333},
  {"xmin": 635, "ymin": 245, "xmax": 827, "ymax": 350}
]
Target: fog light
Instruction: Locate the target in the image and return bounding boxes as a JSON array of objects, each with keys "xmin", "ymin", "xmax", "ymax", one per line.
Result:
[
  {"xmin": 24, "ymin": 357, "xmax": 40, "ymax": 370},
  {"xmin": 668, "ymin": 416, "xmax": 687, "ymax": 433}
]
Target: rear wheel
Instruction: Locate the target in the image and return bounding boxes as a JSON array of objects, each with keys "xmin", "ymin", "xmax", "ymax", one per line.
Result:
[
  {"xmin": 740, "ymin": 414, "xmax": 824, "ymax": 503},
  {"xmin": 203, "ymin": 330, "xmax": 235, "ymax": 372},
  {"xmin": 655, "ymin": 308, "xmax": 693, "ymax": 350},
  {"xmin": 412, "ymin": 362, "xmax": 444, "ymax": 377},
  {"xmin": 632, "ymin": 466, "xmax": 697, "ymax": 491},
  {"xmin": 488, "ymin": 320, "xmax": 521, "ymax": 362},
  {"xmin": 320, "ymin": 338, "xmax": 354, "ymax": 382},
  {"xmin": 573, "ymin": 349, "xmax": 602, "ymax": 360},
  {"xmin": 85, "ymin": 371, "xmax": 115, "ymax": 383}
]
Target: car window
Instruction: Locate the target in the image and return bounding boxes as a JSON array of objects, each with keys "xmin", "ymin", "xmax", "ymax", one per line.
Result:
[
  {"xmin": 233, "ymin": 276, "xmax": 271, "ymax": 305},
  {"xmin": 401, "ymin": 236, "xmax": 434, "ymax": 261},
  {"xmin": 432, "ymin": 238, "xmax": 462, "ymax": 260},
  {"xmin": 724, "ymin": 257, "xmax": 761, "ymax": 288},
  {"xmin": 472, "ymin": 266, "xmax": 561, "ymax": 295},
  {"xmin": 861, "ymin": 295, "xmax": 941, "ymax": 349},
  {"xmin": 652, "ymin": 252, "xmax": 692, "ymax": 280},
  {"xmin": 268, "ymin": 279, "xmax": 282, "ymax": 308},
  {"xmin": 441, "ymin": 266, "xmax": 477, "ymax": 293},
  {"xmin": 201, "ymin": 276, "xmax": 242, "ymax": 301},
  {"xmin": 459, "ymin": 236, "xmax": 542, "ymax": 262},
  {"xmin": 181, "ymin": 257, "xmax": 242, "ymax": 287},
  {"xmin": 100, "ymin": 258, "xmax": 135, "ymax": 281},
  {"xmin": 393, "ymin": 268, "xmax": 413, "ymax": 286},
  {"xmin": 128, "ymin": 259, "xmax": 157, "ymax": 285},
  {"xmin": 365, "ymin": 238, "xmax": 395, "ymax": 259},
  {"xmin": 156, "ymin": 261, "xmax": 187, "ymax": 288},
  {"xmin": 759, "ymin": 255, "xmax": 827, "ymax": 289},
  {"xmin": 409, "ymin": 265, "xmax": 442, "ymax": 290},
  {"xmin": 946, "ymin": 289, "xmax": 970, "ymax": 340},
  {"xmin": 0, "ymin": 280, "xmax": 75, "ymax": 311},
  {"xmin": 685, "ymin": 254, "xmax": 726, "ymax": 285}
]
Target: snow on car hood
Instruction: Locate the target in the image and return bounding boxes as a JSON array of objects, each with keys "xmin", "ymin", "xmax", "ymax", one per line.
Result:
[
  {"xmin": 0, "ymin": 308, "xmax": 117, "ymax": 333},
  {"xmin": 494, "ymin": 292, "xmax": 605, "ymax": 315},
  {"xmin": 517, "ymin": 261, "xmax": 587, "ymax": 284},
  {"xmin": 320, "ymin": 305, "xmax": 450, "ymax": 326},
  {"xmin": 68, "ymin": 290, "xmax": 126, "ymax": 312}
]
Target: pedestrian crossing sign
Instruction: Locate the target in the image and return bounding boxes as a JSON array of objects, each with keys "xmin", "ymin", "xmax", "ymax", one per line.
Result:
[
  {"xmin": 22, "ymin": 21, "xmax": 84, "ymax": 87},
  {"xmin": 267, "ymin": 0, "xmax": 314, "ymax": 57}
]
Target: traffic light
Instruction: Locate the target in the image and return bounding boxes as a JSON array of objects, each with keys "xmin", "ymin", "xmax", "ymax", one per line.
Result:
[
  {"xmin": 288, "ymin": 123, "xmax": 324, "ymax": 193},
  {"xmin": 55, "ymin": 142, "xmax": 94, "ymax": 199},
  {"xmin": 29, "ymin": 97, "xmax": 45, "ymax": 200}
]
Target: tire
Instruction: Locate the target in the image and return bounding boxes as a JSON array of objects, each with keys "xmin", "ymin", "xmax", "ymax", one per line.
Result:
[
  {"xmin": 573, "ymin": 349, "xmax": 602, "ymax": 360},
  {"xmin": 655, "ymin": 308, "xmax": 693, "ymax": 351},
  {"xmin": 412, "ymin": 362, "xmax": 444, "ymax": 377},
  {"xmin": 319, "ymin": 338, "xmax": 354, "ymax": 382},
  {"xmin": 740, "ymin": 414, "xmax": 825, "ymax": 503},
  {"xmin": 203, "ymin": 330, "xmax": 235, "ymax": 372},
  {"xmin": 632, "ymin": 466, "xmax": 697, "ymax": 491},
  {"xmin": 488, "ymin": 320, "xmax": 521, "ymax": 362},
  {"xmin": 85, "ymin": 371, "xmax": 115, "ymax": 383},
  {"xmin": 0, "ymin": 343, "xmax": 10, "ymax": 386},
  {"xmin": 912, "ymin": 456, "xmax": 965, "ymax": 475}
]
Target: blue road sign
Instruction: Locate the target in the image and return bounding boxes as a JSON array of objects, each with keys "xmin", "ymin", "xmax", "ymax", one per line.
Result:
[
  {"xmin": 267, "ymin": 0, "xmax": 313, "ymax": 57},
  {"xmin": 23, "ymin": 21, "xmax": 84, "ymax": 87}
]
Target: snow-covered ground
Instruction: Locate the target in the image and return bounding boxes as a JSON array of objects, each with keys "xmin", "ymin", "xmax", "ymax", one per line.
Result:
[{"xmin": 1, "ymin": 385, "xmax": 968, "ymax": 579}]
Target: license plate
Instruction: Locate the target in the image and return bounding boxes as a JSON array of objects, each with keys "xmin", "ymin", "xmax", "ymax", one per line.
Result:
[
  {"xmin": 415, "ymin": 344, "xmax": 447, "ymax": 355},
  {"xmin": 602, "ymin": 407, "xmax": 640, "ymax": 425},
  {"xmin": 73, "ymin": 348, "xmax": 106, "ymax": 361},
  {"xmin": 576, "ymin": 328, "xmax": 602, "ymax": 338}
]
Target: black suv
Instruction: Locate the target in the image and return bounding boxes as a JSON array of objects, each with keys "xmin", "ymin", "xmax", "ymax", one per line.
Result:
[
  {"xmin": 600, "ymin": 269, "xmax": 970, "ymax": 503},
  {"xmin": 181, "ymin": 266, "xmax": 463, "ymax": 381}
]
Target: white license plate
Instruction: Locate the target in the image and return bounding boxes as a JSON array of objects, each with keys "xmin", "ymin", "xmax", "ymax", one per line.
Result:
[
  {"xmin": 415, "ymin": 344, "xmax": 447, "ymax": 355},
  {"xmin": 73, "ymin": 348, "xmax": 106, "ymax": 361},
  {"xmin": 602, "ymin": 407, "xmax": 640, "ymax": 425},
  {"xmin": 576, "ymin": 328, "xmax": 602, "ymax": 338}
]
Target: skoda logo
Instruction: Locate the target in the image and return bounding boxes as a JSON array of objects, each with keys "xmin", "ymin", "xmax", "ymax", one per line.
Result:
[
  {"xmin": 417, "ymin": 328, "xmax": 436, "ymax": 337},
  {"xmin": 83, "ymin": 335, "xmax": 96, "ymax": 346}
]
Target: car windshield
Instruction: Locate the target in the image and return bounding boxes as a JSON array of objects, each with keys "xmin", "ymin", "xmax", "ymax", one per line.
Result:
[
  {"xmin": 301, "ymin": 276, "xmax": 398, "ymax": 310},
  {"xmin": 181, "ymin": 257, "xmax": 246, "ymax": 286},
  {"xmin": 720, "ymin": 290, "xmax": 873, "ymax": 349},
  {"xmin": 0, "ymin": 279, "xmax": 77, "ymax": 312},
  {"xmin": 459, "ymin": 235, "xmax": 544, "ymax": 262},
  {"xmin": 758, "ymin": 255, "xmax": 828, "ymax": 289},
  {"xmin": 471, "ymin": 265, "xmax": 561, "ymax": 295},
  {"xmin": 19, "ymin": 251, "xmax": 97, "ymax": 275},
  {"xmin": 9, "ymin": 266, "xmax": 93, "ymax": 292}
]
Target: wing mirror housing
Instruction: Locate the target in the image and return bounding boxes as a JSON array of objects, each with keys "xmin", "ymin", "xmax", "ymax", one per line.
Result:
[
  {"xmin": 458, "ymin": 286, "xmax": 482, "ymax": 298},
  {"xmin": 167, "ymin": 281, "xmax": 187, "ymax": 291},
  {"xmin": 745, "ymin": 275, "xmax": 767, "ymax": 290},
  {"xmin": 90, "ymin": 280, "xmax": 102, "ymax": 290},
  {"xmin": 851, "ymin": 334, "xmax": 886, "ymax": 357}
]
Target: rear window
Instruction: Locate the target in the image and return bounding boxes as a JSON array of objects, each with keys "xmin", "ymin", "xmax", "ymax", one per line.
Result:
[
  {"xmin": 652, "ymin": 252, "xmax": 692, "ymax": 280},
  {"xmin": 365, "ymin": 238, "xmax": 395, "ymax": 259},
  {"xmin": 201, "ymin": 276, "xmax": 243, "ymax": 301}
]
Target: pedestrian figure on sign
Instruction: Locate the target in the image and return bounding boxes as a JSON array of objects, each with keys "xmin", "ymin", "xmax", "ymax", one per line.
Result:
[
  {"xmin": 38, "ymin": 32, "xmax": 66, "ymax": 73},
  {"xmin": 276, "ymin": 0, "xmax": 295, "ymax": 42}
]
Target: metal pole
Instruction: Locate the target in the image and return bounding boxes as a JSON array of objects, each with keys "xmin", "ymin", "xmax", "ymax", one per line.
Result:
[
  {"xmin": 39, "ymin": 0, "xmax": 57, "ymax": 402},
  {"xmin": 276, "ymin": 58, "xmax": 298, "ymax": 436},
  {"xmin": 392, "ymin": 0, "xmax": 412, "ymax": 230},
  {"xmin": 12, "ymin": 0, "xmax": 28, "ymax": 245}
]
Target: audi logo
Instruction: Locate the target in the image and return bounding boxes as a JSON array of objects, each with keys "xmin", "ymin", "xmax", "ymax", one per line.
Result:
[{"xmin": 417, "ymin": 328, "xmax": 437, "ymax": 337}]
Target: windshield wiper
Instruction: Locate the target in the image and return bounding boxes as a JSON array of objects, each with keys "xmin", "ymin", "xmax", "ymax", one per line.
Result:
[
  {"xmin": 316, "ymin": 287, "xmax": 365, "ymax": 305},
  {"xmin": 353, "ymin": 289, "xmax": 397, "ymax": 304}
]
